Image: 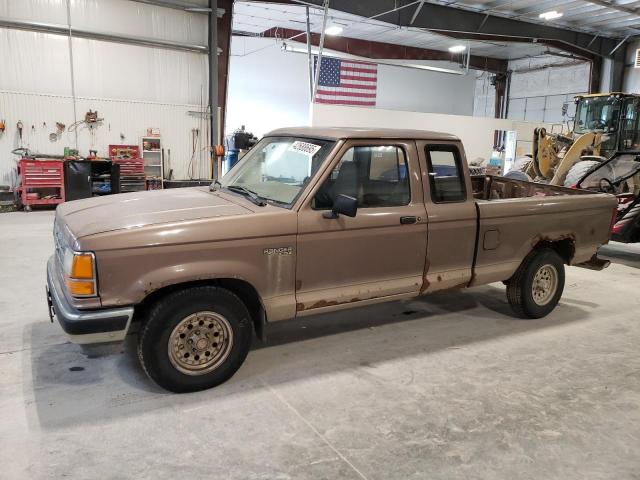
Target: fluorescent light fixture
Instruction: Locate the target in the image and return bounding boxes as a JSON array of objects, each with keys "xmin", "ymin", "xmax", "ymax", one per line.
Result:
[
  {"xmin": 324, "ymin": 25, "xmax": 343, "ymax": 36},
  {"xmin": 448, "ymin": 45, "xmax": 467, "ymax": 53},
  {"xmin": 539, "ymin": 10, "xmax": 563, "ymax": 20},
  {"xmin": 282, "ymin": 43, "xmax": 468, "ymax": 76}
]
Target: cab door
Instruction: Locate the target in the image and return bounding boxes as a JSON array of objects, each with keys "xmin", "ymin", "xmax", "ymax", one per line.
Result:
[
  {"xmin": 295, "ymin": 139, "xmax": 428, "ymax": 315},
  {"xmin": 416, "ymin": 140, "xmax": 477, "ymax": 292}
]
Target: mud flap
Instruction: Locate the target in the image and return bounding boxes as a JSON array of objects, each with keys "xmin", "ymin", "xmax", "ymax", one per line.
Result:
[{"xmin": 575, "ymin": 254, "xmax": 610, "ymax": 271}]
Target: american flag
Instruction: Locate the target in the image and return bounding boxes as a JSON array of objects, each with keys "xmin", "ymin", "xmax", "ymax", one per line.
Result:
[{"xmin": 314, "ymin": 56, "xmax": 377, "ymax": 107}]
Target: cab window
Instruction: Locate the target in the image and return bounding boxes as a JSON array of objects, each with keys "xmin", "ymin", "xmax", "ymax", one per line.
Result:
[
  {"xmin": 425, "ymin": 145, "xmax": 466, "ymax": 203},
  {"xmin": 314, "ymin": 145, "xmax": 410, "ymax": 209}
]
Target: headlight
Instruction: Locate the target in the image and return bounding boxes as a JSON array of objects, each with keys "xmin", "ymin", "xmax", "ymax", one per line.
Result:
[{"xmin": 63, "ymin": 249, "xmax": 97, "ymax": 297}]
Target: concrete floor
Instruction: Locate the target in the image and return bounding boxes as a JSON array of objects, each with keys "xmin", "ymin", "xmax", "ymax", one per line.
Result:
[{"xmin": 1, "ymin": 210, "xmax": 640, "ymax": 480}]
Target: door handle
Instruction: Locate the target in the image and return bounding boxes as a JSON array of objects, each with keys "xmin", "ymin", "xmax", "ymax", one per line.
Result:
[{"xmin": 400, "ymin": 216, "xmax": 417, "ymax": 225}]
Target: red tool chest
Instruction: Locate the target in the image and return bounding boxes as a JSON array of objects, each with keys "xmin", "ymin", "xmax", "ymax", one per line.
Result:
[
  {"xmin": 18, "ymin": 159, "xmax": 65, "ymax": 209},
  {"xmin": 109, "ymin": 145, "xmax": 145, "ymax": 192}
]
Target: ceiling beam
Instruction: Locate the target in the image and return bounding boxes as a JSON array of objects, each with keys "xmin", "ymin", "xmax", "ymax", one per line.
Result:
[
  {"xmin": 258, "ymin": 26, "xmax": 508, "ymax": 73},
  {"xmin": 293, "ymin": 0, "xmax": 627, "ymax": 61},
  {"xmin": 584, "ymin": 0, "xmax": 640, "ymax": 16}
]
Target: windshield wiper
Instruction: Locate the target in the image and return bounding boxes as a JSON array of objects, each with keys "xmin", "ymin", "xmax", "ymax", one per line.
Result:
[
  {"xmin": 225, "ymin": 185, "xmax": 267, "ymax": 206},
  {"xmin": 209, "ymin": 179, "xmax": 222, "ymax": 191}
]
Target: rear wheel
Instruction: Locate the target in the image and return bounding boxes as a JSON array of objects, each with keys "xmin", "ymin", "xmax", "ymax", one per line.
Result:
[
  {"xmin": 506, "ymin": 248, "xmax": 565, "ymax": 318},
  {"xmin": 138, "ymin": 286, "xmax": 252, "ymax": 393}
]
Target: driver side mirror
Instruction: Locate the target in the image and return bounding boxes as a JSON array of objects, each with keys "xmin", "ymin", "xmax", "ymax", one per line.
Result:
[{"xmin": 322, "ymin": 194, "xmax": 358, "ymax": 219}]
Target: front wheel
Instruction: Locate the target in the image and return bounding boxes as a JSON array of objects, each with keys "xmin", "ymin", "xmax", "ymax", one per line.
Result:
[
  {"xmin": 506, "ymin": 248, "xmax": 565, "ymax": 319},
  {"xmin": 138, "ymin": 286, "xmax": 253, "ymax": 393}
]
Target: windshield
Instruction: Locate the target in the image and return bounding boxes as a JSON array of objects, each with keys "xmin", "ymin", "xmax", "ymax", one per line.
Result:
[
  {"xmin": 578, "ymin": 153, "xmax": 640, "ymax": 190},
  {"xmin": 575, "ymin": 96, "xmax": 621, "ymax": 134},
  {"xmin": 219, "ymin": 136, "xmax": 335, "ymax": 207}
]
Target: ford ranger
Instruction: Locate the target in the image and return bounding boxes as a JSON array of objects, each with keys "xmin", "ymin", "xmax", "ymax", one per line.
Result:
[{"xmin": 46, "ymin": 127, "xmax": 617, "ymax": 392}]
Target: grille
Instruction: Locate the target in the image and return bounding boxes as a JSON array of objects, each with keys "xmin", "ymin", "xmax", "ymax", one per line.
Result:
[{"xmin": 53, "ymin": 220, "xmax": 66, "ymax": 266}]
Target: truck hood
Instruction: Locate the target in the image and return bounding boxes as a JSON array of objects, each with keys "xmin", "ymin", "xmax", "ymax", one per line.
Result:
[{"xmin": 57, "ymin": 187, "xmax": 254, "ymax": 238}]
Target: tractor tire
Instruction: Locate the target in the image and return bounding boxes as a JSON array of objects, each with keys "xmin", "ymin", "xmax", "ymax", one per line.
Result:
[{"xmin": 563, "ymin": 160, "xmax": 601, "ymax": 187}]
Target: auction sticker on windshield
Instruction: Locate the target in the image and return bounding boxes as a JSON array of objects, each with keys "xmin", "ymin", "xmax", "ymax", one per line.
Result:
[{"xmin": 289, "ymin": 141, "xmax": 322, "ymax": 156}]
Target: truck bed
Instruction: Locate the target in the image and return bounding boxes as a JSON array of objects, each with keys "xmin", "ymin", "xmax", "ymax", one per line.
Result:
[
  {"xmin": 469, "ymin": 175, "xmax": 616, "ymax": 288},
  {"xmin": 471, "ymin": 175, "xmax": 593, "ymax": 200}
]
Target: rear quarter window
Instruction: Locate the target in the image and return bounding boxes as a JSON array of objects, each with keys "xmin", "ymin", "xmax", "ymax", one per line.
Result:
[{"xmin": 425, "ymin": 145, "xmax": 467, "ymax": 203}]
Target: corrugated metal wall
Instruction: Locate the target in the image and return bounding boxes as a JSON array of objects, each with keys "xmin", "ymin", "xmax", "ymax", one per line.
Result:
[
  {"xmin": 473, "ymin": 73, "xmax": 496, "ymax": 118},
  {"xmin": 507, "ymin": 58, "xmax": 590, "ymax": 125},
  {"xmin": 0, "ymin": 0, "xmax": 211, "ymax": 187}
]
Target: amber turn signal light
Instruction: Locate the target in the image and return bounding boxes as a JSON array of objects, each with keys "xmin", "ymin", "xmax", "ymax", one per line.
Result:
[
  {"xmin": 66, "ymin": 279, "xmax": 96, "ymax": 296},
  {"xmin": 71, "ymin": 253, "xmax": 94, "ymax": 279}
]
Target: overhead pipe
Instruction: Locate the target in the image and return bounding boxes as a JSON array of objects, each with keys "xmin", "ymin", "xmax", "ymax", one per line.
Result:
[
  {"xmin": 306, "ymin": 6, "xmax": 314, "ymax": 101},
  {"xmin": 65, "ymin": 0, "xmax": 78, "ymax": 148},
  {"xmin": 283, "ymin": 43, "xmax": 471, "ymax": 76}
]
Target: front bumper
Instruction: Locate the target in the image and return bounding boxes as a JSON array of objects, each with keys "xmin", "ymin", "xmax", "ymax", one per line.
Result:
[{"xmin": 46, "ymin": 256, "xmax": 134, "ymax": 344}]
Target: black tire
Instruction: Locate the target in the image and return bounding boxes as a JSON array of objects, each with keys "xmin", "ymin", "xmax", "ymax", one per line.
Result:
[
  {"xmin": 138, "ymin": 286, "xmax": 253, "ymax": 393},
  {"xmin": 506, "ymin": 248, "xmax": 565, "ymax": 319}
]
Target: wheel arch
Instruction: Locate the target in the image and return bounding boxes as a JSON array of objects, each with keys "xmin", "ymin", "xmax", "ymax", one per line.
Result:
[
  {"xmin": 135, "ymin": 278, "xmax": 267, "ymax": 341},
  {"xmin": 532, "ymin": 238, "xmax": 575, "ymax": 265}
]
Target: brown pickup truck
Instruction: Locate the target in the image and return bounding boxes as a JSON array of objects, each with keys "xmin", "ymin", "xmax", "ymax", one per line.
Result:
[{"xmin": 46, "ymin": 127, "xmax": 617, "ymax": 392}]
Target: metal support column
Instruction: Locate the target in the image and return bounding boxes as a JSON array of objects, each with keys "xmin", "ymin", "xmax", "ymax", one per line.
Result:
[
  {"xmin": 312, "ymin": 0, "xmax": 330, "ymax": 102},
  {"xmin": 209, "ymin": 0, "xmax": 219, "ymax": 177}
]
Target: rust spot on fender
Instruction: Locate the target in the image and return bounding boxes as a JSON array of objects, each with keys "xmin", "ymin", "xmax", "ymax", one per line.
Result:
[
  {"xmin": 531, "ymin": 232, "xmax": 576, "ymax": 247},
  {"xmin": 309, "ymin": 299, "xmax": 339, "ymax": 309},
  {"xmin": 437, "ymin": 275, "xmax": 442, "ymax": 282},
  {"xmin": 299, "ymin": 296, "xmax": 366, "ymax": 311}
]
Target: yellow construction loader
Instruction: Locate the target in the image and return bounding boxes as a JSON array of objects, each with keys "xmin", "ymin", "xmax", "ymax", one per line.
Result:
[{"xmin": 509, "ymin": 93, "xmax": 640, "ymax": 186}]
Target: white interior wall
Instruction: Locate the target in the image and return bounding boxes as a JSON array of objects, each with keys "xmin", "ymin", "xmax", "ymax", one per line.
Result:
[
  {"xmin": 227, "ymin": 36, "xmax": 479, "ymax": 138},
  {"xmin": 0, "ymin": 0, "xmax": 209, "ymax": 186},
  {"xmin": 310, "ymin": 103, "xmax": 550, "ymax": 162},
  {"xmin": 312, "ymin": 103, "xmax": 551, "ymax": 159}
]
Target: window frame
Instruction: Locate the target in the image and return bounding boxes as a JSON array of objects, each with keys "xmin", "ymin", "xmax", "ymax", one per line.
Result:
[
  {"xmin": 311, "ymin": 143, "xmax": 412, "ymax": 210},
  {"xmin": 424, "ymin": 144, "xmax": 467, "ymax": 204}
]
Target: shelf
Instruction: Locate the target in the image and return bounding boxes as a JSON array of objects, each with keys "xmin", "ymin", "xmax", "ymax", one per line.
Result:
[{"xmin": 143, "ymin": 150, "xmax": 161, "ymax": 153}]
